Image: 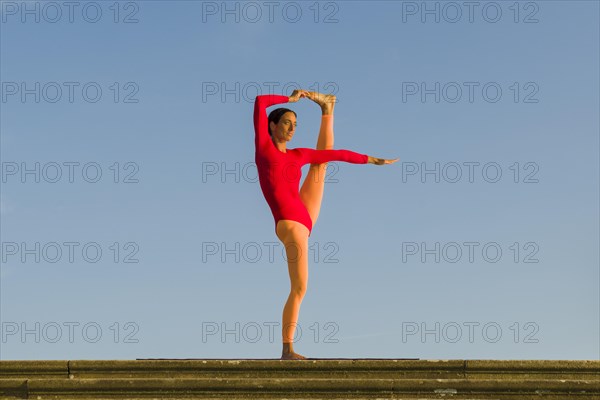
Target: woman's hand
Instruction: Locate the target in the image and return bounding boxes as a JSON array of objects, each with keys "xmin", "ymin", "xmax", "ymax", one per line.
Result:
[
  {"xmin": 288, "ymin": 89, "xmax": 310, "ymax": 103},
  {"xmin": 368, "ymin": 156, "xmax": 400, "ymax": 165}
]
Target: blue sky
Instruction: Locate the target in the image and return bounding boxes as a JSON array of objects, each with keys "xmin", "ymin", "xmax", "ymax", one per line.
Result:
[{"xmin": 0, "ymin": 0, "xmax": 598, "ymax": 360}]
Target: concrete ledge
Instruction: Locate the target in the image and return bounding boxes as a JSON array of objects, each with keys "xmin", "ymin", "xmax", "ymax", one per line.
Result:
[
  {"xmin": 24, "ymin": 377, "xmax": 600, "ymax": 391},
  {"xmin": 73, "ymin": 359, "xmax": 465, "ymax": 379},
  {"xmin": 0, "ymin": 360, "xmax": 68, "ymax": 378},
  {"xmin": 1, "ymin": 359, "xmax": 598, "ymax": 399}
]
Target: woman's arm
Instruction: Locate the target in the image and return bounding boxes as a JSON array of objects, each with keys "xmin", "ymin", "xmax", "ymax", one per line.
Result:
[
  {"xmin": 253, "ymin": 90, "xmax": 309, "ymax": 152},
  {"xmin": 297, "ymin": 148, "xmax": 369, "ymax": 165},
  {"xmin": 297, "ymin": 148, "xmax": 400, "ymax": 166},
  {"xmin": 253, "ymin": 94, "xmax": 291, "ymax": 152}
]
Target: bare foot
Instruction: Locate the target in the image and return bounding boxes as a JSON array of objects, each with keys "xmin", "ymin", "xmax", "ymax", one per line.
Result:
[
  {"xmin": 281, "ymin": 351, "xmax": 307, "ymax": 360},
  {"xmin": 306, "ymin": 92, "xmax": 337, "ymax": 114}
]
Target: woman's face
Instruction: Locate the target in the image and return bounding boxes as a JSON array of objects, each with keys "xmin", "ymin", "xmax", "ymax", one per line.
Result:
[{"xmin": 270, "ymin": 112, "xmax": 297, "ymax": 142}]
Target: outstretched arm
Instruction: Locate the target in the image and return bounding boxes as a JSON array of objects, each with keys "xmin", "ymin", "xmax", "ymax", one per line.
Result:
[
  {"xmin": 297, "ymin": 148, "xmax": 400, "ymax": 166},
  {"xmin": 297, "ymin": 148, "xmax": 369, "ymax": 165}
]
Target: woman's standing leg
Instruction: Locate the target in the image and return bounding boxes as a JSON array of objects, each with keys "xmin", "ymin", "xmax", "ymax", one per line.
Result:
[
  {"xmin": 276, "ymin": 219, "xmax": 310, "ymax": 360},
  {"xmin": 299, "ymin": 93, "xmax": 336, "ymax": 225}
]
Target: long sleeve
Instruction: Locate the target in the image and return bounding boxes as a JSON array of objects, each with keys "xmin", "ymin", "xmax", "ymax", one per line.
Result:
[
  {"xmin": 296, "ymin": 148, "xmax": 369, "ymax": 165},
  {"xmin": 253, "ymin": 94, "xmax": 290, "ymax": 153}
]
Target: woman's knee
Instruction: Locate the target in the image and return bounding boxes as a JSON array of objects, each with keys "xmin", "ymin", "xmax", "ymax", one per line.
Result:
[{"xmin": 289, "ymin": 284, "xmax": 307, "ymax": 298}]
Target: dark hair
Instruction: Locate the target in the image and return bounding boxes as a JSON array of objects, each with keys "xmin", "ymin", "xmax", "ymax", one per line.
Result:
[{"xmin": 268, "ymin": 108, "xmax": 297, "ymax": 137}]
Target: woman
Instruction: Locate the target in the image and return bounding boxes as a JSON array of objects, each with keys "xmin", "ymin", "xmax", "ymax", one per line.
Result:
[{"xmin": 253, "ymin": 90, "xmax": 398, "ymax": 360}]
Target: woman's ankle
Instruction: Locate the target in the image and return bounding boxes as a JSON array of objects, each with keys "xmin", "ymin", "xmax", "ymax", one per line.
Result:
[{"xmin": 282, "ymin": 342, "xmax": 294, "ymax": 353}]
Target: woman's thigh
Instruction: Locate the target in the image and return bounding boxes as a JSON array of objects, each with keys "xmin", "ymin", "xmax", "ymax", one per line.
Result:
[
  {"xmin": 276, "ymin": 220, "xmax": 309, "ymax": 291},
  {"xmin": 299, "ymin": 163, "xmax": 328, "ymax": 225}
]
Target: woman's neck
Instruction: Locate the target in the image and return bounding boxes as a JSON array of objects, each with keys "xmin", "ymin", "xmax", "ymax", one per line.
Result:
[{"xmin": 273, "ymin": 139, "xmax": 287, "ymax": 153}]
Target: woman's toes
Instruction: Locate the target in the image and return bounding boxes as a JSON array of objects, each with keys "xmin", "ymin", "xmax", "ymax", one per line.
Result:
[{"xmin": 281, "ymin": 351, "xmax": 306, "ymax": 360}]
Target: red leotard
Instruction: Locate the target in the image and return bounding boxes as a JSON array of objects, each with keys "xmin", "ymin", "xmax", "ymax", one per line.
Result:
[{"xmin": 254, "ymin": 94, "xmax": 368, "ymax": 237}]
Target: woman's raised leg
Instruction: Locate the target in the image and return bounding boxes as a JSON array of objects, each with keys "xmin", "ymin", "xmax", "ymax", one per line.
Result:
[
  {"xmin": 276, "ymin": 219, "xmax": 310, "ymax": 360},
  {"xmin": 299, "ymin": 94, "xmax": 336, "ymax": 226}
]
